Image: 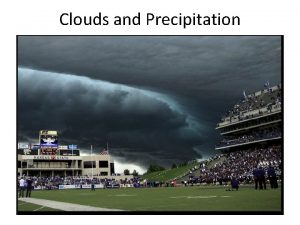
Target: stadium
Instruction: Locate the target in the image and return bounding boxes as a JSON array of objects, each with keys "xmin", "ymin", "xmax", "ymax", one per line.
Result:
[{"xmin": 17, "ymin": 84, "xmax": 283, "ymax": 214}]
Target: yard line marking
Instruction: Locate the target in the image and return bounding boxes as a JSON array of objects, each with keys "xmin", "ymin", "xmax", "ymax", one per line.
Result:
[
  {"xmin": 170, "ymin": 195, "xmax": 231, "ymax": 199},
  {"xmin": 109, "ymin": 194, "xmax": 137, "ymax": 197},
  {"xmin": 187, "ymin": 196, "xmax": 217, "ymax": 199},
  {"xmin": 169, "ymin": 196, "xmax": 188, "ymax": 199},
  {"xmin": 18, "ymin": 202, "xmax": 28, "ymax": 206},
  {"xmin": 34, "ymin": 206, "xmax": 45, "ymax": 211}
]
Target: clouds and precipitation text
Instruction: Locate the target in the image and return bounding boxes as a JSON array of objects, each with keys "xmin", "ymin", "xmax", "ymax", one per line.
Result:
[{"xmin": 59, "ymin": 12, "xmax": 240, "ymax": 28}]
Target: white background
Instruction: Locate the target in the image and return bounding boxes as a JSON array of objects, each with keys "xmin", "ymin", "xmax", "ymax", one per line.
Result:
[{"xmin": 1, "ymin": 0, "xmax": 299, "ymax": 223}]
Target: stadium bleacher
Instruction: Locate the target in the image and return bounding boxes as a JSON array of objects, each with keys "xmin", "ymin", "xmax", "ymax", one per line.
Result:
[
  {"xmin": 218, "ymin": 84, "xmax": 281, "ymax": 127},
  {"xmin": 177, "ymin": 84, "xmax": 283, "ymax": 187},
  {"xmin": 180, "ymin": 145, "xmax": 281, "ymax": 185}
]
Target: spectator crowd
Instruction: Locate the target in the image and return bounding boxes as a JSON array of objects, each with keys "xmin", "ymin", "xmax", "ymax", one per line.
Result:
[
  {"xmin": 217, "ymin": 127, "xmax": 282, "ymax": 147},
  {"xmin": 18, "ymin": 145, "xmax": 282, "ymax": 194},
  {"xmin": 219, "ymin": 85, "xmax": 281, "ymax": 125},
  {"xmin": 185, "ymin": 145, "xmax": 281, "ymax": 187}
]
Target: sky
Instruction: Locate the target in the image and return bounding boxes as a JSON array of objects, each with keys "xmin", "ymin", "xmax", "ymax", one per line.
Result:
[{"xmin": 17, "ymin": 36, "xmax": 281, "ymax": 172}]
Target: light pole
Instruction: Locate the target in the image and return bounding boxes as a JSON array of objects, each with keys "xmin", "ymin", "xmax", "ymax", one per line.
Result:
[
  {"xmin": 72, "ymin": 146, "xmax": 74, "ymax": 178},
  {"xmin": 91, "ymin": 145, "xmax": 93, "ymax": 178}
]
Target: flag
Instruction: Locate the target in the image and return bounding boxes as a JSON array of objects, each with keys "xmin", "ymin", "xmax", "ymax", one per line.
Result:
[
  {"xmin": 243, "ymin": 90, "xmax": 247, "ymax": 99},
  {"xmin": 264, "ymin": 81, "xmax": 270, "ymax": 88}
]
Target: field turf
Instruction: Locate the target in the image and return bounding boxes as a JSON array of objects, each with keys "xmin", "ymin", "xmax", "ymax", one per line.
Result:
[
  {"xmin": 18, "ymin": 200, "xmax": 61, "ymax": 211},
  {"xmin": 17, "ymin": 186, "xmax": 281, "ymax": 212},
  {"xmin": 142, "ymin": 162, "xmax": 198, "ymax": 181}
]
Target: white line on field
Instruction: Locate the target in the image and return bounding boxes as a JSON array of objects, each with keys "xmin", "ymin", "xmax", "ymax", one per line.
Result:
[
  {"xmin": 19, "ymin": 198, "xmax": 124, "ymax": 211},
  {"xmin": 109, "ymin": 194, "xmax": 137, "ymax": 197},
  {"xmin": 187, "ymin": 196, "xmax": 217, "ymax": 199},
  {"xmin": 18, "ymin": 202, "xmax": 28, "ymax": 206},
  {"xmin": 34, "ymin": 206, "xmax": 45, "ymax": 211},
  {"xmin": 169, "ymin": 195, "xmax": 232, "ymax": 199}
]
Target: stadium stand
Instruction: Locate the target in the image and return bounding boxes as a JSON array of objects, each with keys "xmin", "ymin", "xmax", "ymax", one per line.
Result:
[
  {"xmin": 178, "ymin": 84, "xmax": 282, "ymax": 187},
  {"xmin": 180, "ymin": 145, "xmax": 281, "ymax": 185},
  {"xmin": 216, "ymin": 84, "xmax": 282, "ymax": 151},
  {"xmin": 218, "ymin": 84, "xmax": 281, "ymax": 127}
]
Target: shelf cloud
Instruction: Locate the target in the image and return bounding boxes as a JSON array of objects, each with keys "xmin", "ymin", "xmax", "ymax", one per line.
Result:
[{"xmin": 17, "ymin": 36, "xmax": 281, "ymax": 168}]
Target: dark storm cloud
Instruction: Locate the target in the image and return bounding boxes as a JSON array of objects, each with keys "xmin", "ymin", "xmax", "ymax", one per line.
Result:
[
  {"xmin": 18, "ymin": 68, "xmax": 202, "ymax": 167},
  {"xmin": 18, "ymin": 36, "xmax": 281, "ymax": 119},
  {"xmin": 17, "ymin": 36, "xmax": 281, "ymax": 165},
  {"xmin": 18, "ymin": 36, "xmax": 281, "ymax": 85}
]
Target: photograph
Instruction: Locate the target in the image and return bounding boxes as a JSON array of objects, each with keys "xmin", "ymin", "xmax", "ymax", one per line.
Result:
[{"xmin": 17, "ymin": 36, "xmax": 283, "ymax": 214}]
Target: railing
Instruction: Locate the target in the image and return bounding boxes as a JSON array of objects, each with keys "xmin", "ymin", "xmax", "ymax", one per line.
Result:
[
  {"xmin": 217, "ymin": 104, "xmax": 281, "ymax": 128},
  {"xmin": 215, "ymin": 134, "xmax": 282, "ymax": 149},
  {"xmin": 26, "ymin": 164, "xmax": 80, "ymax": 169}
]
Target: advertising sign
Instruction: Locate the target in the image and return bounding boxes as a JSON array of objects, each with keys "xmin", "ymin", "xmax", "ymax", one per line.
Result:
[
  {"xmin": 18, "ymin": 143, "xmax": 29, "ymax": 149},
  {"xmin": 40, "ymin": 148, "xmax": 57, "ymax": 155},
  {"xmin": 59, "ymin": 149, "xmax": 80, "ymax": 156},
  {"xmin": 58, "ymin": 184, "xmax": 104, "ymax": 190},
  {"xmin": 68, "ymin": 145, "xmax": 77, "ymax": 150},
  {"xmin": 23, "ymin": 149, "xmax": 32, "ymax": 155},
  {"xmin": 33, "ymin": 155, "xmax": 70, "ymax": 160},
  {"xmin": 59, "ymin": 185, "xmax": 76, "ymax": 190},
  {"xmin": 17, "ymin": 149, "xmax": 39, "ymax": 155},
  {"xmin": 32, "ymin": 145, "xmax": 40, "ymax": 150}
]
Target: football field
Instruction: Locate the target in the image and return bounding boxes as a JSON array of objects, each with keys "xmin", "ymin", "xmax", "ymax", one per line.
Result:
[{"xmin": 18, "ymin": 186, "xmax": 282, "ymax": 212}]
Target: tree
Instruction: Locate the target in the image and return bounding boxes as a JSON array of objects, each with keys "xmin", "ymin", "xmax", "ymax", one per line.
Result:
[
  {"xmin": 147, "ymin": 164, "xmax": 165, "ymax": 173},
  {"xmin": 178, "ymin": 161, "xmax": 188, "ymax": 167},
  {"xmin": 132, "ymin": 169, "xmax": 139, "ymax": 177},
  {"xmin": 124, "ymin": 169, "xmax": 130, "ymax": 175},
  {"xmin": 172, "ymin": 163, "xmax": 177, "ymax": 169}
]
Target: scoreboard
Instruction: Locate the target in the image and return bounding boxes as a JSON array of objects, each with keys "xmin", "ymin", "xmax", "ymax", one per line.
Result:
[
  {"xmin": 40, "ymin": 148, "xmax": 57, "ymax": 155},
  {"xmin": 39, "ymin": 130, "xmax": 58, "ymax": 155},
  {"xmin": 39, "ymin": 130, "xmax": 58, "ymax": 147}
]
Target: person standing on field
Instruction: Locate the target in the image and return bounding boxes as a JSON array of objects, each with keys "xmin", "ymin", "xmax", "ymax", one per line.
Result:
[
  {"xmin": 26, "ymin": 177, "xmax": 33, "ymax": 197},
  {"xmin": 253, "ymin": 167, "xmax": 259, "ymax": 189},
  {"xmin": 91, "ymin": 179, "xmax": 95, "ymax": 191},
  {"xmin": 19, "ymin": 177, "xmax": 25, "ymax": 198}
]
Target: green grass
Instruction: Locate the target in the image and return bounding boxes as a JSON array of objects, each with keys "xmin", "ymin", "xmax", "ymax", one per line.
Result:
[
  {"xmin": 142, "ymin": 162, "xmax": 198, "ymax": 182},
  {"xmin": 18, "ymin": 200, "xmax": 61, "ymax": 211},
  {"xmin": 20, "ymin": 186, "xmax": 282, "ymax": 212}
]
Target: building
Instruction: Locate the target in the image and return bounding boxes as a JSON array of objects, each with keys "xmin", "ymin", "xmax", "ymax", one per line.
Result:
[
  {"xmin": 215, "ymin": 84, "xmax": 282, "ymax": 152},
  {"xmin": 17, "ymin": 130, "xmax": 121, "ymax": 179},
  {"xmin": 17, "ymin": 154, "xmax": 115, "ymax": 178}
]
